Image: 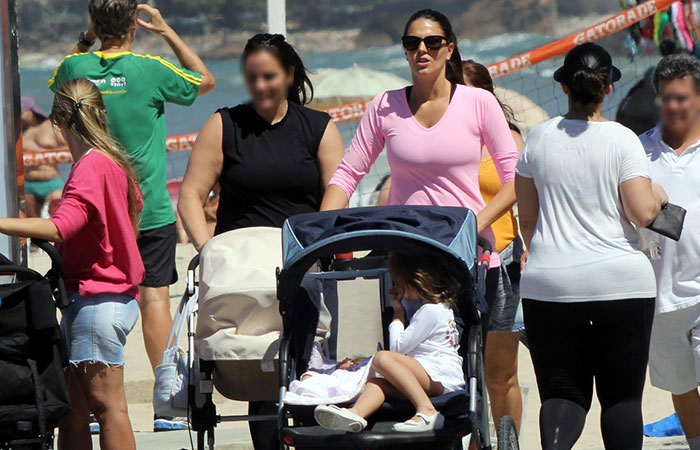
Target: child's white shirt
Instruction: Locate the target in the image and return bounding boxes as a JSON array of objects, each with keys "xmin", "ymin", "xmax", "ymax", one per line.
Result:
[{"xmin": 389, "ymin": 302, "xmax": 465, "ymax": 393}]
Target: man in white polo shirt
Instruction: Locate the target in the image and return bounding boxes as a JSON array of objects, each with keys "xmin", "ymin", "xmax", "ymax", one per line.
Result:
[{"xmin": 640, "ymin": 53, "xmax": 700, "ymax": 450}]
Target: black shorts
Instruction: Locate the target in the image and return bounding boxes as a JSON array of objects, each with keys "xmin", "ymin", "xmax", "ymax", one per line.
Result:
[{"xmin": 137, "ymin": 222, "xmax": 178, "ymax": 288}]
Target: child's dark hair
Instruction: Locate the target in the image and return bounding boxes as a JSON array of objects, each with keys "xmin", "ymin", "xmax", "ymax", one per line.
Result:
[
  {"xmin": 389, "ymin": 252, "xmax": 457, "ymax": 305},
  {"xmin": 242, "ymin": 33, "xmax": 314, "ymax": 105},
  {"xmin": 403, "ymin": 9, "xmax": 465, "ymax": 86}
]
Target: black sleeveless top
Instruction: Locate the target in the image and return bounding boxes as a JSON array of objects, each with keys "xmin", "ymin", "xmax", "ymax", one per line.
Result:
[{"xmin": 215, "ymin": 102, "xmax": 331, "ymax": 235}]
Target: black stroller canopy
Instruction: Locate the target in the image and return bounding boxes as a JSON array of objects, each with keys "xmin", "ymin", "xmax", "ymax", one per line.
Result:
[{"xmin": 278, "ymin": 206, "xmax": 483, "ymax": 313}]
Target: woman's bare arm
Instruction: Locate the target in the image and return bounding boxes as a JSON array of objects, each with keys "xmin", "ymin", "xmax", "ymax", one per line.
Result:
[
  {"xmin": 0, "ymin": 218, "xmax": 62, "ymax": 242},
  {"xmin": 514, "ymin": 174, "xmax": 539, "ymax": 249},
  {"xmin": 178, "ymin": 114, "xmax": 223, "ymax": 252},
  {"xmin": 619, "ymin": 178, "xmax": 667, "ymax": 227},
  {"xmin": 317, "ymin": 120, "xmax": 345, "ymax": 190},
  {"xmin": 476, "ymin": 130, "xmax": 524, "ymax": 233}
]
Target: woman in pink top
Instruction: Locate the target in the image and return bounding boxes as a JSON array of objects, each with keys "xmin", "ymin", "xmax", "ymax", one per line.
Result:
[
  {"xmin": 321, "ymin": 9, "xmax": 519, "ymax": 266},
  {"xmin": 0, "ymin": 79, "xmax": 144, "ymax": 450}
]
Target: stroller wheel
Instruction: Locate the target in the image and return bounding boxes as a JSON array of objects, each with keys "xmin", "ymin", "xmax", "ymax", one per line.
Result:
[{"xmin": 496, "ymin": 416, "xmax": 519, "ymax": 450}]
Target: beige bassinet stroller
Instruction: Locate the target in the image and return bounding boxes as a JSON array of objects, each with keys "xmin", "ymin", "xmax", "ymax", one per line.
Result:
[{"xmin": 157, "ymin": 227, "xmax": 332, "ymax": 449}]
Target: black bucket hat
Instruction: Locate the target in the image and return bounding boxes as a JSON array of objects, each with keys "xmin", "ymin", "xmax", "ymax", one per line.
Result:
[{"xmin": 553, "ymin": 42, "xmax": 622, "ymax": 84}]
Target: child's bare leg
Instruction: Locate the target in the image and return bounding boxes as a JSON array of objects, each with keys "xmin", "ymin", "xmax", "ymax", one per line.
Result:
[
  {"xmin": 350, "ymin": 378, "xmax": 400, "ymax": 418},
  {"xmin": 369, "ymin": 351, "xmax": 444, "ymax": 421}
]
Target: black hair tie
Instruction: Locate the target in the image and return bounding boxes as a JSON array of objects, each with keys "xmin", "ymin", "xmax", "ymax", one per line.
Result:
[{"xmin": 74, "ymin": 100, "xmax": 83, "ymax": 111}]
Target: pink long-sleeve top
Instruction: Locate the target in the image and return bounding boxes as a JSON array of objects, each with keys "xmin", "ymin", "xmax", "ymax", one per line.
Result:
[
  {"xmin": 328, "ymin": 84, "xmax": 519, "ymax": 267},
  {"xmin": 51, "ymin": 151, "xmax": 145, "ymax": 299}
]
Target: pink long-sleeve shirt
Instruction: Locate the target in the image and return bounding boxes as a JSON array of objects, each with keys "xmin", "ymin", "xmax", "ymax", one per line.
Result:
[
  {"xmin": 328, "ymin": 84, "xmax": 519, "ymax": 266},
  {"xmin": 51, "ymin": 151, "xmax": 145, "ymax": 299}
]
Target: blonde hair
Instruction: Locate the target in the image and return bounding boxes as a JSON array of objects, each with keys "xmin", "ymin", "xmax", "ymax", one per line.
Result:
[
  {"xmin": 51, "ymin": 78, "xmax": 141, "ymax": 234},
  {"xmin": 389, "ymin": 252, "xmax": 458, "ymax": 305}
]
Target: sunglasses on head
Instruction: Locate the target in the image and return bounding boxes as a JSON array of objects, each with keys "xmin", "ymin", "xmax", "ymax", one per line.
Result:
[{"xmin": 401, "ymin": 35, "xmax": 447, "ymax": 51}]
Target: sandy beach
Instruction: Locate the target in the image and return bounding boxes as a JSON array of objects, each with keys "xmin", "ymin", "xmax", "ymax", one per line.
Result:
[{"xmin": 28, "ymin": 243, "xmax": 690, "ymax": 449}]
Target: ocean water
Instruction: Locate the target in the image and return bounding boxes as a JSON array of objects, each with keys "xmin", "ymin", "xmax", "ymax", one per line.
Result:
[
  {"xmin": 19, "ymin": 32, "xmax": 658, "ymax": 203},
  {"xmin": 19, "ymin": 32, "xmax": 556, "ymax": 135}
]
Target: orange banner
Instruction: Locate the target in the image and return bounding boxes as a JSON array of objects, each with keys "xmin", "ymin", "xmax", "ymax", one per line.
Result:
[
  {"xmin": 23, "ymin": 132, "xmax": 201, "ymax": 167},
  {"xmin": 487, "ymin": 0, "xmax": 676, "ymax": 79},
  {"xmin": 324, "ymin": 99, "xmax": 372, "ymax": 123},
  {"xmin": 23, "ymin": 101, "xmax": 371, "ymax": 166}
]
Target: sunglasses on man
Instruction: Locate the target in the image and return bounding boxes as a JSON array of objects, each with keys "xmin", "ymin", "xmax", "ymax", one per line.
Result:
[{"xmin": 401, "ymin": 35, "xmax": 448, "ymax": 51}]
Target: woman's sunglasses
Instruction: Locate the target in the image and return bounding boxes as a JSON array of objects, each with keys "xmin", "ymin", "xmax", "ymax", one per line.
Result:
[{"xmin": 401, "ymin": 35, "xmax": 447, "ymax": 51}]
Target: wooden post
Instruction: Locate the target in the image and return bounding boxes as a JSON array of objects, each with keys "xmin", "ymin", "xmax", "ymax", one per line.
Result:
[{"xmin": 0, "ymin": 0, "xmax": 22, "ymax": 263}]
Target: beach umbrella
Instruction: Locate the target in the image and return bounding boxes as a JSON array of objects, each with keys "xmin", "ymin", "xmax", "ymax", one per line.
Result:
[{"xmin": 309, "ymin": 65, "xmax": 410, "ymax": 109}]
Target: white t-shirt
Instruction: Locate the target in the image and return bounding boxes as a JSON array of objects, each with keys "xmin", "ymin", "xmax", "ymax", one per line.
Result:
[
  {"xmin": 641, "ymin": 126, "xmax": 700, "ymax": 314},
  {"xmin": 515, "ymin": 117, "xmax": 656, "ymax": 303},
  {"xmin": 389, "ymin": 303, "xmax": 464, "ymax": 393}
]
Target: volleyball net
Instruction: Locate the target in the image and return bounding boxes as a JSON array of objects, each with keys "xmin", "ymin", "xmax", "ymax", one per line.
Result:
[
  {"xmin": 23, "ymin": 0, "xmax": 685, "ymax": 209},
  {"xmin": 342, "ymin": 0, "xmax": 680, "ymax": 206}
]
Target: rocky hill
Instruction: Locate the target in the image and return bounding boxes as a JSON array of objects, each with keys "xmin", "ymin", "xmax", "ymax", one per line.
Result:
[{"xmin": 16, "ymin": 0, "xmax": 622, "ymax": 60}]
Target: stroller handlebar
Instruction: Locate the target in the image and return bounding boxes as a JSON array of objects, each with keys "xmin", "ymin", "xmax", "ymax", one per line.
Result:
[
  {"xmin": 32, "ymin": 239, "xmax": 69, "ymax": 309},
  {"xmin": 188, "ymin": 254, "xmax": 200, "ymax": 272},
  {"xmin": 476, "ymin": 235, "xmax": 492, "ymax": 255},
  {"xmin": 32, "ymin": 239, "xmax": 61, "ymax": 270},
  {"xmin": 187, "ymin": 254, "xmax": 200, "ymax": 296}
]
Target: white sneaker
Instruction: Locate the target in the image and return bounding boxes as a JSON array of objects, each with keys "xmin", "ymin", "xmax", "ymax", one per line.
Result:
[
  {"xmin": 391, "ymin": 412, "xmax": 445, "ymax": 432},
  {"xmin": 314, "ymin": 405, "xmax": 367, "ymax": 433}
]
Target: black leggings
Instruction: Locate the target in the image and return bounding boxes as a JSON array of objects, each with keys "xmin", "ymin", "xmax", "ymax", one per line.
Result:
[{"xmin": 522, "ymin": 298, "xmax": 655, "ymax": 450}]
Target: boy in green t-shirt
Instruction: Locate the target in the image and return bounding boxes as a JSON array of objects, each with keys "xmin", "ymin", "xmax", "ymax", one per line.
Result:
[{"xmin": 49, "ymin": 0, "xmax": 215, "ymax": 432}]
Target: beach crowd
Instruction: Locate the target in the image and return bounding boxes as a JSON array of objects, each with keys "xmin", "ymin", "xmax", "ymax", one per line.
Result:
[{"xmin": 3, "ymin": 0, "xmax": 700, "ymax": 449}]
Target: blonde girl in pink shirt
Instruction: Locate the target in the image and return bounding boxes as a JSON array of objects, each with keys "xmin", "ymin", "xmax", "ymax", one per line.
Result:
[
  {"xmin": 0, "ymin": 79, "xmax": 144, "ymax": 450},
  {"xmin": 321, "ymin": 9, "xmax": 519, "ymax": 266}
]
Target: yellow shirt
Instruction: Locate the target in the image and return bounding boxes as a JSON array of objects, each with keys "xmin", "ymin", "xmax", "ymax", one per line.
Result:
[{"xmin": 479, "ymin": 156, "xmax": 518, "ymax": 252}]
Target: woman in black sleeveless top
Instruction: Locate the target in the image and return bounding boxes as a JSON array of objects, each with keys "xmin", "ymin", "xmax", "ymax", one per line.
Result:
[
  {"xmin": 178, "ymin": 34, "xmax": 345, "ymax": 450},
  {"xmin": 179, "ymin": 33, "xmax": 344, "ymax": 251}
]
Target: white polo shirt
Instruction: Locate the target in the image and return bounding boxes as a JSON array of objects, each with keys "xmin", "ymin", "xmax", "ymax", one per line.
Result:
[{"xmin": 640, "ymin": 126, "xmax": 700, "ymax": 314}]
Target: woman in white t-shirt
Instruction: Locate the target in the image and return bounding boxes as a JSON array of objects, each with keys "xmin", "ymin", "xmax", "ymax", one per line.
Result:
[{"xmin": 515, "ymin": 43, "xmax": 668, "ymax": 449}]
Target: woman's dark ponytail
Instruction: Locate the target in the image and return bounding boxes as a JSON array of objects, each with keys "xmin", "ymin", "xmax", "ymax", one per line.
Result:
[
  {"xmin": 404, "ymin": 9, "xmax": 465, "ymax": 86},
  {"xmin": 242, "ymin": 33, "xmax": 314, "ymax": 105},
  {"xmin": 567, "ymin": 68, "xmax": 607, "ymax": 104}
]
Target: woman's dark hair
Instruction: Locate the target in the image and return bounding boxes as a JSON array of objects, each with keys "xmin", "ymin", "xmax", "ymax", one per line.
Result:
[
  {"xmin": 89, "ymin": 0, "xmax": 137, "ymax": 43},
  {"xmin": 567, "ymin": 67, "xmax": 609, "ymax": 104},
  {"xmin": 403, "ymin": 9, "xmax": 465, "ymax": 86},
  {"xmin": 462, "ymin": 60, "xmax": 520, "ymax": 134},
  {"xmin": 555, "ymin": 43, "xmax": 620, "ymax": 105},
  {"xmin": 242, "ymin": 33, "xmax": 314, "ymax": 105}
]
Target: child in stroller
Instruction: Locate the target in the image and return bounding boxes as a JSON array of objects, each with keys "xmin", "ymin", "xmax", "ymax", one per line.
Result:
[{"xmin": 315, "ymin": 252, "xmax": 464, "ymax": 433}]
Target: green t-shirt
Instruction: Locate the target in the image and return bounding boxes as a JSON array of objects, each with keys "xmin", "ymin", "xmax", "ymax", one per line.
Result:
[{"xmin": 48, "ymin": 51, "xmax": 201, "ymax": 231}]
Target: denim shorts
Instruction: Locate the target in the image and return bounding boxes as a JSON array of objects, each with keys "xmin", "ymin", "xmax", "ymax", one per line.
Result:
[
  {"xmin": 60, "ymin": 293, "xmax": 139, "ymax": 367},
  {"xmin": 486, "ymin": 238, "xmax": 524, "ymax": 333}
]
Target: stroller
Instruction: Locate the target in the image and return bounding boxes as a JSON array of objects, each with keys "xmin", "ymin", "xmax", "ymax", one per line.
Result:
[
  {"xmin": 0, "ymin": 240, "xmax": 70, "ymax": 450},
  {"xmin": 163, "ymin": 227, "xmax": 334, "ymax": 449},
  {"xmin": 275, "ymin": 205, "xmax": 519, "ymax": 449},
  {"xmin": 179, "ymin": 206, "xmax": 519, "ymax": 449}
]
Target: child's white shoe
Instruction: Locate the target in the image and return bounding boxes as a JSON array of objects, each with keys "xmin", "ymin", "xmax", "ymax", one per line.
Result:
[
  {"xmin": 314, "ymin": 405, "xmax": 367, "ymax": 433},
  {"xmin": 391, "ymin": 412, "xmax": 445, "ymax": 432}
]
